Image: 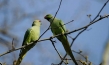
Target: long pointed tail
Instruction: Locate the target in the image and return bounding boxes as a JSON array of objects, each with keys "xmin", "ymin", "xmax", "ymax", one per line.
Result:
[
  {"xmin": 15, "ymin": 44, "xmax": 35, "ymax": 65},
  {"xmin": 62, "ymin": 40, "xmax": 78, "ymax": 65},
  {"xmin": 16, "ymin": 50, "xmax": 27, "ymax": 65}
]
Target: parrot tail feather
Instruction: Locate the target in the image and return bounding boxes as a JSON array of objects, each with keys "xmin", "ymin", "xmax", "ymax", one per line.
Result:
[
  {"xmin": 62, "ymin": 40, "xmax": 78, "ymax": 65},
  {"xmin": 16, "ymin": 52, "xmax": 26, "ymax": 65}
]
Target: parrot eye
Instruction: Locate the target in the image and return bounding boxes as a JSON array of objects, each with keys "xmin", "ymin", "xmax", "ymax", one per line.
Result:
[{"xmin": 39, "ymin": 20, "xmax": 41, "ymax": 22}]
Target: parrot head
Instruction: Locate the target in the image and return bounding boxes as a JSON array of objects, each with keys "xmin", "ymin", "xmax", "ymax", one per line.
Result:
[
  {"xmin": 44, "ymin": 14, "xmax": 53, "ymax": 21},
  {"xmin": 32, "ymin": 20, "xmax": 41, "ymax": 26}
]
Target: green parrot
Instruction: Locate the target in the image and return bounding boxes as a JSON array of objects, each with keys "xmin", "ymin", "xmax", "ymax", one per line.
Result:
[
  {"xmin": 44, "ymin": 14, "xmax": 78, "ymax": 65},
  {"xmin": 16, "ymin": 20, "xmax": 41, "ymax": 65}
]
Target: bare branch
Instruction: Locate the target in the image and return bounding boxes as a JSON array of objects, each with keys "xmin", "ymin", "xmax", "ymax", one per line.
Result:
[
  {"xmin": 50, "ymin": 39, "xmax": 68, "ymax": 65},
  {"xmin": 91, "ymin": 0, "xmax": 109, "ymax": 22}
]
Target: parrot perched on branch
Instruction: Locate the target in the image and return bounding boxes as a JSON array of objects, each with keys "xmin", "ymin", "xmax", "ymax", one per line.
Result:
[
  {"xmin": 44, "ymin": 14, "xmax": 78, "ymax": 65},
  {"xmin": 16, "ymin": 20, "xmax": 41, "ymax": 65}
]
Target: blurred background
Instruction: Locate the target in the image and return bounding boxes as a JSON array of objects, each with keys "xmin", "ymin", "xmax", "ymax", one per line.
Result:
[{"xmin": 0, "ymin": 0, "xmax": 109, "ymax": 65}]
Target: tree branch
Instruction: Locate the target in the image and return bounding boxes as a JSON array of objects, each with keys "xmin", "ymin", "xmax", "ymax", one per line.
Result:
[{"xmin": 50, "ymin": 38, "xmax": 68, "ymax": 65}]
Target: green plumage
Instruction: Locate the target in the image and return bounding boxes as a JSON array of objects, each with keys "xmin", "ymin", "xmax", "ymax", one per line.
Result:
[
  {"xmin": 44, "ymin": 14, "xmax": 78, "ymax": 65},
  {"xmin": 16, "ymin": 20, "xmax": 41, "ymax": 65}
]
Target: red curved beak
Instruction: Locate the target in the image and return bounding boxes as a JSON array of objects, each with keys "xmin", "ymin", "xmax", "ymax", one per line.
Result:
[{"xmin": 39, "ymin": 20, "xmax": 42, "ymax": 25}]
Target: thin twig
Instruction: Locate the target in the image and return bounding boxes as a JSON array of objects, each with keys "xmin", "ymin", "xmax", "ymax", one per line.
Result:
[
  {"xmin": 12, "ymin": 38, "xmax": 15, "ymax": 50},
  {"xmin": 50, "ymin": 39, "xmax": 68, "ymax": 65},
  {"xmin": 64, "ymin": 20, "xmax": 74, "ymax": 25},
  {"xmin": 87, "ymin": 14, "xmax": 92, "ymax": 22},
  {"xmin": 91, "ymin": 0, "xmax": 109, "ymax": 22},
  {"xmin": 72, "ymin": 50, "xmax": 87, "ymax": 62}
]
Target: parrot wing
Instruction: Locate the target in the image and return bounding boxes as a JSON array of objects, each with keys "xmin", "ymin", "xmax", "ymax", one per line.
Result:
[
  {"xmin": 58, "ymin": 20, "xmax": 66, "ymax": 33},
  {"xmin": 58, "ymin": 20, "xmax": 68, "ymax": 39},
  {"xmin": 20, "ymin": 28, "xmax": 33, "ymax": 54},
  {"xmin": 22, "ymin": 28, "xmax": 32, "ymax": 46}
]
